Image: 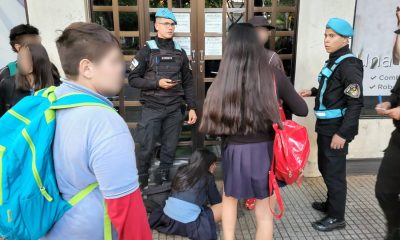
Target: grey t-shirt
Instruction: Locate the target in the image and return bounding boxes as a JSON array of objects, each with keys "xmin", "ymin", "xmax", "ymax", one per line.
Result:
[{"xmin": 43, "ymin": 79, "xmax": 139, "ymax": 240}]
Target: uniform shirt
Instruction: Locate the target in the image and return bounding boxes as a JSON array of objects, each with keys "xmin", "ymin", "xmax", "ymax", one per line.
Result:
[
  {"xmin": 43, "ymin": 79, "xmax": 139, "ymax": 240},
  {"xmin": 265, "ymin": 48, "xmax": 285, "ymax": 72},
  {"xmin": 311, "ymin": 45, "xmax": 364, "ymax": 141},
  {"xmin": 0, "ymin": 76, "xmax": 34, "ymax": 117},
  {"xmin": 164, "ymin": 173, "xmax": 221, "ymax": 223},
  {"xmin": 128, "ymin": 37, "xmax": 196, "ymax": 109}
]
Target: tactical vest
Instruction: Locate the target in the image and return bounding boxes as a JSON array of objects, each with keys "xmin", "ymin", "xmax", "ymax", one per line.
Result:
[
  {"xmin": 314, "ymin": 53, "xmax": 355, "ymax": 120},
  {"xmin": 142, "ymin": 40, "xmax": 185, "ymax": 97}
]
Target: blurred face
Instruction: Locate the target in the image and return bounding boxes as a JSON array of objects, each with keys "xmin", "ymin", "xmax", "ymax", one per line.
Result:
[
  {"xmin": 324, "ymin": 28, "xmax": 349, "ymax": 53},
  {"xmin": 14, "ymin": 35, "xmax": 41, "ymax": 52},
  {"xmin": 255, "ymin": 27, "xmax": 270, "ymax": 45},
  {"xmin": 155, "ymin": 18, "xmax": 175, "ymax": 39},
  {"xmin": 17, "ymin": 46, "xmax": 33, "ymax": 75},
  {"xmin": 208, "ymin": 162, "xmax": 217, "ymax": 174},
  {"xmin": 80, "ymin": 46, "xmax": 124, "ymax": 97}
]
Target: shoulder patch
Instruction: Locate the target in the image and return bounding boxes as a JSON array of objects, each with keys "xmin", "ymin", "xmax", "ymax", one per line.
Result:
[
  {"xmin": 129, "ymin": 58, "xmax": 140, "ymax": 71},
  {"xmin": 344, "ymin": 84, "xmax": 361, "ymax": 98}
]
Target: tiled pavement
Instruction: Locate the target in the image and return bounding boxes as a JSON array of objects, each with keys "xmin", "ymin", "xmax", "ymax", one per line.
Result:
[{"xmin": 152, "ymin": 175, "xmax": 387, "ymax": 240}]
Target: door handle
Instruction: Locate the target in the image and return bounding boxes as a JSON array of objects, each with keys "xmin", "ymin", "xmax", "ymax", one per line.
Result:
[
  {"xmin": 200, "ymin": 50, "xmax": 204, "ymax": 63},
  {"xmin": 191, "ymin": 50, "xmax": 196, "ymax": 63}
]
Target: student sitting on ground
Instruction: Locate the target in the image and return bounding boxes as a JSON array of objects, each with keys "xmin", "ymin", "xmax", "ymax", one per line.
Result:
[
  {"xmin": 0, "ymin": 43, "xmax": 58, "ymax": 117},
  {"xmin": 149, "ymin": 148, "xmax": 222, "ymax": 240}
]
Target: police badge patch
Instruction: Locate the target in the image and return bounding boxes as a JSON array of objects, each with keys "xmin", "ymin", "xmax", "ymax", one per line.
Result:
[
  {"xmin": 344, "ymin": 84, "xmax": 361, "ymax": 98},
  {"xmin": 129, "ymin": 59, "xmax": 139, "ymax": 71}
]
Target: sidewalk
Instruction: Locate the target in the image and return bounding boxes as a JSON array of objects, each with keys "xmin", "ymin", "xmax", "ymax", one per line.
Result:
[{"xmin": 152, "ymin": 175, "xmax": 386, "ymax": 240}]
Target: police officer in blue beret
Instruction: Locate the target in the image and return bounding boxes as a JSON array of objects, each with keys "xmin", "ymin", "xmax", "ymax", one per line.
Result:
[
  {"xmin": 129, "ymin": 8, "xmax": 197, "ymax": 188},
  {"xmin": 300, "ymin": 18, "xmax": 364, "ymax": 231}
]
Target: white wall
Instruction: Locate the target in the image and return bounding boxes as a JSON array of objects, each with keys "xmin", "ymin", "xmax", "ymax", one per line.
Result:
[
  {"xmin": 0, "ymin": 0, "xmax": 27, "ymax": 67},
  {"xmin": 26, "ymin": 0, "xmax": 90, "ymax": 77},
  {"xmin": 294, "ymin": 0, "xmax": 393, "ymax": 177}
]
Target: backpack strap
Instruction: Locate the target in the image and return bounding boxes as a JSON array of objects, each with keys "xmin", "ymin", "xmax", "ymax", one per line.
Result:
[
  {"xmin": 68, "ymin": 183, "xmax": 112, "ymax": 240},
  {"xmin": 50, "ymin": 92, "xmax": 115, "ymax": 111},
  {"xmin": 7, "ymin": 61, "xmax": 17, "ymax": 77}
]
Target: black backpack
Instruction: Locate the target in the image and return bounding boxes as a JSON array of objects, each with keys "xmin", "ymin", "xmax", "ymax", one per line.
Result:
[{"xmin": 142, "ymin": 182, "xmax": 172, "ymax": 213}]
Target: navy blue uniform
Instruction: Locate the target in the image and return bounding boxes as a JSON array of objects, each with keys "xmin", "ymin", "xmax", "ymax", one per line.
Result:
[{"xmin": 311, "ymin": 45, "xmax": 363, "ymax": 220}]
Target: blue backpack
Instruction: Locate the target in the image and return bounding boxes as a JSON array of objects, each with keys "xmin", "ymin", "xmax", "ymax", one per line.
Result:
[{"xmin": 0, "ymin": 86, "xmax": 113, "ymax": 240}]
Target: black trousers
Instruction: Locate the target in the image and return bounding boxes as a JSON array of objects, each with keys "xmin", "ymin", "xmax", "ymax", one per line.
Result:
[
  {"xmin": 376, "ymin": 130, "xmax": 400, "ymax": 240},
  {"xmin": 317, "ymin": 134, "xmax": 348, "ymax": 220},
  {"xmin": 134, "ymin": 105, "xmax": 183, "ymax": 177}
]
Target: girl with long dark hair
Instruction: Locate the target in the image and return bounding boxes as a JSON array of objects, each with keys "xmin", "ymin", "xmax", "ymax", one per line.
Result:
[
  {"xmin": 0, "ymin": 43, "xmax": 59, "ymax": 116},
  {"xmin": 149, "ymin": 148, "xmax": 222, "ymax": 240},
  {"xmin": 200, "ymin": 23, "xmax": 308, "ymax": 240}
]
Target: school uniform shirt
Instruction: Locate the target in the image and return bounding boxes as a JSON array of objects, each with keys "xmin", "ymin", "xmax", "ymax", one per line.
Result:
[
  {"xmin": 163, "ymin": 173, "xmax": 221, "ymax": 223},
  {"xmin": 43, "ymin": 79, "xmax": 150, "ymax": 240}
]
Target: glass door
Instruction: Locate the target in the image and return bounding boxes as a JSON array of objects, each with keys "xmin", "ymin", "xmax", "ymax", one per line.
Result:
[{"xmin": 194, "ymin": 0, "xmax": 247, "ymax": 148}]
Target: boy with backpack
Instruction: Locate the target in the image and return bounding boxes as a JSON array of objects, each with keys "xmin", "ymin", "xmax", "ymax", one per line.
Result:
[{"xmin": 0, "ymin": 22, "xmax": 151, "ymax": 240}]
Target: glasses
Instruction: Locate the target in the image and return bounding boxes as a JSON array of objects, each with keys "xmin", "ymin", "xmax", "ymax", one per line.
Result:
[{"xmin": 158, "ymin": 22, "xmax": 176, "ymax": 28}]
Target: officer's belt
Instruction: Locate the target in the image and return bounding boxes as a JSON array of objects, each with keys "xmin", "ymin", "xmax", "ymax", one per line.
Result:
[{"xmin": 315, "ymin": 108, "xmax": 347, "ymax": 119}]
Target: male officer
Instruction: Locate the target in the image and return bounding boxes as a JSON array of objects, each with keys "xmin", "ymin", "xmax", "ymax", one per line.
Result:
[
  {"xmin": 129, "ymin": 8, "xmax": 197, "ymax": 189},
  {"xmin": 300, "ymin": 18, "xmax": 363, "ymax": 232}
]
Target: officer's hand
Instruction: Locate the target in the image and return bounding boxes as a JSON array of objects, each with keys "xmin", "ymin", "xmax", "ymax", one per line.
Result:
[
  {"xmin": 330, "ymin": 134, "xmax": 346, "ymax": 150},
  {"xmin": 384, "ymin": 107, "xmax": 400, "ymax": 120},
  {"xmin": 187, "ymin": 109, "xmax": 197, "ymax": 125},
  {"xmin": 299, "ymin": 89, "xmax": 312, "ymax": 97},
  {"xmin": 159, "ymin": 79, "xmax": 177, "ymax": 89},
  {"xmin": 375, "ymin": 102, "xmax": 391, "ymax": 116}
]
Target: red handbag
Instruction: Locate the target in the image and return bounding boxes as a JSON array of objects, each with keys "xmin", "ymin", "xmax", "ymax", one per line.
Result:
[{"xmin": 269, "ymin": 80, "xmax": 310, "ymax": 219}]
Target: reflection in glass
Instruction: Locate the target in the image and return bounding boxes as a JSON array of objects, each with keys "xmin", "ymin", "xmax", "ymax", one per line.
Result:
[
  {"xmin": 253, "ymin": 12, "xmax": 273, "ymax": 26},
  {"xmin": 282, "ymin": 59, "xmax": 292, "ymax": 77},
  {"xmin": 205, "ymin": 0, "xmax": 222, "ymax": 8},
  {"xmin": 254, "ymin": 0, "xmax": 272, "ymax": 7},
  {"xmin": 275, "ymin": 36, "xmax": 294, "ymax": 54},
  {"xmin": 120, "ymin": 12, "xmax": 139, "ymax": 31},
  {"xmin": 205, "ymin": 60, "xmax": 221, "ymax": 78},
  {"xmin": 150, "ymin": 12, "xmax": 156, "ymax": 32},
  {"xmin": 226, "ymin": 11, "xmax": 245, "ymax": 31},
  {"xmin": 93, "ymin": 11, "xmax": 114, "ymax": 31},
  {"xmin": 227, "ymin": 0, "xmax": 245, "ymax": 8},
  {"xmin": 276, "ymin": 12, "xmax": 295, "ymax": 31},
  {"xmin": 150, "ymin": 0, "xmax": 167, "ymax": 7},
  {"xmin": 93, "ymin": 0, "xmax": 112, "ymax": 6},
  {"xmin": 278, "ymin": 0, "xmax": 296, "ymax": 6},
  {"xmin": 119, "ymin": 0, "xmax": 137, "ymax": 6},
  {"xmin": 172, "ymin": 0, "xmax": 190, "ymax": 8},
  {"xmin": 120, "ymin": 37, "xmax": 140, "ymax": 55}
]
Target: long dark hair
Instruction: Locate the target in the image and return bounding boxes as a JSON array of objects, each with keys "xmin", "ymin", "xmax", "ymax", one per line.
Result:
[
  {"xmin": 172, "ymin": 149, "xmax": 217, "ymax": 192},
  {"xmin": 200, "ymin": 23, "xmax": 282, "ymax": 135},
  {"xmin": 16, "ymin": 43, "xmax": 54, "ymax": 91}
]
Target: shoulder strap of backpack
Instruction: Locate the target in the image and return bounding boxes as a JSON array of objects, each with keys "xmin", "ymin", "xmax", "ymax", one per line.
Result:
[
  {"xmin": 7, "ymin": 61, "xmax": 17, "ymax": 76},
  {"xmin": 50, "ymin": 92, "xmax": 116, "ymax": 111}
]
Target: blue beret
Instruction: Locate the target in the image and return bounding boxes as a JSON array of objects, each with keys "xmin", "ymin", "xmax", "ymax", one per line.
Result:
[
  {"xmin": 155, "ymin": 8, "xmax": 177, "ymax": 24},
  {"xmin": 326, "ymin": 18, "xmax": 353, "ymax": 37}
]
